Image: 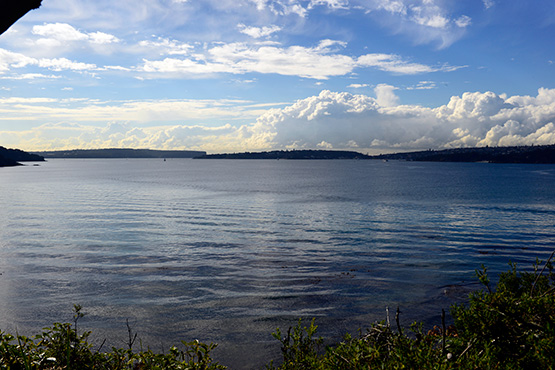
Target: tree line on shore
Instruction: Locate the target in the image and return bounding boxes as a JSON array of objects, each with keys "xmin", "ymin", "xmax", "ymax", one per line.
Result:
[{"xmin": 4, "ymin": 145, "xmax": 555, "ymax": 167}]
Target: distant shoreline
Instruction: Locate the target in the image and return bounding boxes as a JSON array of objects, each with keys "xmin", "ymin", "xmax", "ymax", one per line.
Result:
[
  {"xmin": 194, "ymin": 149, "xmax": 371, "ymax": 160},
  {"xmin": 371, "ymin": 144, "xmax": 555, "ymax": 164},
  {"xmin": 33, "ymin": 148, "xmax": 206, "ymax": 159},
  {"xmin": 195, "ymin": 145, "xmax": 555, "ymax": 163},
  {"xmin": 4, "ymin": 144, "xmax": 555, "ymax": 165}
]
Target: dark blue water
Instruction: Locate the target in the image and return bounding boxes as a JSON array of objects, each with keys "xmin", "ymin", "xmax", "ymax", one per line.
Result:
[{"xmin": 1, "ymin": 159, "xmax": 554, "ymax": 368}]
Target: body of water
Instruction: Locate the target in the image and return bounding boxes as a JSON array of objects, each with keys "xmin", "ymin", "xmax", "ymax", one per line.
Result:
[{"xmin": 1, "ymin": 159, "xmax": 554, "ymax": 368}]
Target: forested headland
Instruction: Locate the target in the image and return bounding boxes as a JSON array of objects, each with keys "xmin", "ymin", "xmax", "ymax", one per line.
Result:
[{"xmin": 0, "ymin": 146, "xmax": 44, "ymax": 167}]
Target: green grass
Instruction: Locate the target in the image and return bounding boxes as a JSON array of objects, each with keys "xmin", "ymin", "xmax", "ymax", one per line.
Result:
[{"xmin": 2, "ymin": 253, "xmax": 555, "ymax": 369}]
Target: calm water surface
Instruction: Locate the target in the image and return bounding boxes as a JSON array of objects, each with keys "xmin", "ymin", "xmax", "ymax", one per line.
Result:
[{"xmin": 1, "ymin": 159, "xmax": 555, "ymax": 368}]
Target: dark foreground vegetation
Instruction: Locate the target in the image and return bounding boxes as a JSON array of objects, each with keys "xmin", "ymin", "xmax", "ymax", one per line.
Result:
[{"xmin": 1, "ymin": 253, "xmax": 554, "ymax": 369}]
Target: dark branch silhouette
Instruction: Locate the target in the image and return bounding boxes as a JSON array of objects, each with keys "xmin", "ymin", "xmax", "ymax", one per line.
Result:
[{"xmin": 0, "ymin": 0, "xmax": 42, "ymax": 36}]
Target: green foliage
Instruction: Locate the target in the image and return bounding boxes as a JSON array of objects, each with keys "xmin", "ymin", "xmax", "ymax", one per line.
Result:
[
  {"xmin": 267, "ymin": 318, "xmax": 451, "ymax": 370},
  {"xmin": 451, "ymin": 255, "xmax": 555, "ymax": 369},
  {"xmin": 267, "ymin": 319, "xmax": 323, "ymax": 370},
  {"xmin": 0, "ymin": 305, "xmax": 225, "ymax": 370},
  {"xmin": 268, "ymin": 253, "xmax": 555, "ymax": 370}
]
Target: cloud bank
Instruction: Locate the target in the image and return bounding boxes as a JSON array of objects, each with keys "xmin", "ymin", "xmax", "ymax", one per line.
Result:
[
  {"xmin": 242, "ymin": 87, "xmax": 555, "ymax": 152},
  {"xmin": 2, "ymin": 88, "xmax": 555, "ymax": 153}
]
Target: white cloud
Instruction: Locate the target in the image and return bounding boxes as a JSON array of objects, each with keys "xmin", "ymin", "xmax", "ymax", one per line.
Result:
[
  {"xmin": 375, "ymin": 0, "xmax": 407, "ymax": 15},
  {"xmin": 0, "ymin": 73, "xmax": 61, "ymax": 80},
  {"xmin": 406, "ymin": 80, "xmax": 436, "ymax": 90},
  {"xmin": 317, "ymin": 140, "xmax": 333, "ymax": 148},
  {"xmin": 140, "ymin": 41, "xmax": 461, "ymax": 79},
  {"xmin": 4, "ymin": 89, "xmax": 555, "ymax": 153},
  {"xmin": 248, "ymin": 0, "xmax": 307, "ymax": 17},
  {"xmin": 141, "ymin": 40, "xmax": 355, "ymax": 79},
  {"xmin": 357, "ymin": 53, "xmax": 461, "ymax": 74},
  {"xmin": 0, "ymin": 96, "xmax": 268, "ymax": 125},
  {"xmin": 483, "ymin": 0, "xmax": 494, "ymax": 9},
  {"xmin": 455, "ymin": 15, "xmax": 472, "ymax": 28},
  {"xmin": 348, "ymin": 83, "xmax": 369, "ymax": 88},
  {"xmin": 411, "ymin": 7, "xmax": 449, "ymax": 29},
  {"xmin": 33, "ymin": 23, "xmax": 89, "ymax": 42},
  {"xmin": 309, "ymin": 0, "xmax": 349, "ymax": 10},
  {"xmin": 88, "ymin": 32, "xmax": 120, "ymax": 44},
  {"xmin": 38, "ymin": 58, "xmax": 97, "ymax": 71},
  {"xmin": 237, "ymin": 24, "xmax": 282, "ymax": 38},
  {"xmin": 0, "ymin": 97, "xmax": 58, "ymax": 103},
  {"xmin": 374, "ymin": 83, "xmax": 399, "ymax": 107},
  {"xmin": 239, "ymin": 88, "xmax": 555, "ymax": 152},
  {"xmin": 32, "ymin": 23, "xmax": 120, "ymax": 47},
  {"xmin": 138, "ymin": 37, "xmax": 194, "ymax": 56},
  {"xmin": 0, "ymin": 48, "xmax": 97, "ymax": 74},
  {"xmin": 0, "ymin": 48, "xmax": 36, "ymax": 72},
  {"xmin": 365, "ymin": 0, "xmax": 472, "ymax": 48}
]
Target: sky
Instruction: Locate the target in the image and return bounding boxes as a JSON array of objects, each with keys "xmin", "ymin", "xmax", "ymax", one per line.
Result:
[{"xmin": 0, "ymin": 0, "xmax": 554, "ymax": 154}]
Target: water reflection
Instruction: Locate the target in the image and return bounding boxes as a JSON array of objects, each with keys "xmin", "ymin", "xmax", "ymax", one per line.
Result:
[{"xmin": 1, "ymin": 159, "xmax": 554, "ymax": 368}]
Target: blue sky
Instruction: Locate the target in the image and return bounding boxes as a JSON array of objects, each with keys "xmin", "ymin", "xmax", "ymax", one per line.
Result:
[{"xmin": 0, "ymin": 0, "xmax": 554, "ymax": 153}]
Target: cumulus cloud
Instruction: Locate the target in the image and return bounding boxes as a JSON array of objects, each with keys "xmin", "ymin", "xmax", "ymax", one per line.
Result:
[
  {"xmin": 4, "ymin": 89, "xmax": 555, "ymax": 153},
  {"xmin": 0, "ymin": 49, "xmax": 36, "ymax": 72},
  {"xmin": 32, "ymin": 23, "xmax": 120, "ymax": 47},
  {"xmin": 239, "ymin": 88, "xmax": 555, "ymax": 152},
  {"xmin": 0, "ymin": 48, "xmax": 97, "ymax": 73},
  {"xmin": 374, "ymin": 84, "xmax": 399, "ymax": 107}
]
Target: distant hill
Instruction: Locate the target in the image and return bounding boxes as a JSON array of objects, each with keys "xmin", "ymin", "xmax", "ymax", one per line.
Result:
[
  {"xmin": 23, "ymin": 145, "xmax": 555, "ymax": 163},
  {"xmin": 371, "ymin": 145, "xmax": 555, "ymax": 164},
  {"xmin": 195, "ymin": 150, "xmax": 372, "ymax": 160},
  {"xmin": 34, "ymin": 148, "xmax": 206, "ymax": 159},
  {"xmin": 0, "ymin": 146, "xmax": 45, "ymax": 167}
]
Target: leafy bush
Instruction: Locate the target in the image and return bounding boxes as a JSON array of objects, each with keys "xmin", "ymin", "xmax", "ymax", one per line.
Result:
[
  {"xmin": 451, "ymin": 254, "xmax": 555, "ymax": 369},
  {"xmin": 268, "ymin": 252, "xmax": 555, "ymax": 369},
  {"xmin": 0, "ymin": 305, "xmax": 225, "ymax": 370}
]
